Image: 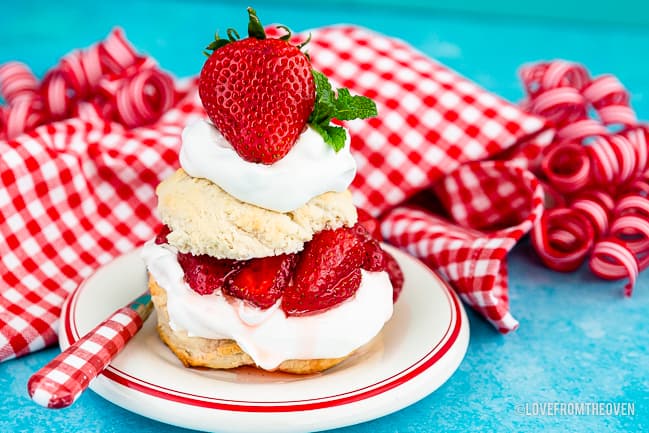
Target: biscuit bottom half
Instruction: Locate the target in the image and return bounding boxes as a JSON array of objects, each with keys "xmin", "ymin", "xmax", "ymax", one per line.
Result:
[{"xmin": 149, "ymin": 274, "xmax": 350, "ymax": 374}]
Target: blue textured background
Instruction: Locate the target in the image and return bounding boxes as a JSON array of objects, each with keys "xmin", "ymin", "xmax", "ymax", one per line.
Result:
[{"xmin": 1, "ymin": 1, "xmax": 648, "ymax": 432}]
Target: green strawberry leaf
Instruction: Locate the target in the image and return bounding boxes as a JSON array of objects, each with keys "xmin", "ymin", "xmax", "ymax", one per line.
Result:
[{"xmin": 308, "ymin": 70, "xmax": 377, "ymax": 152}]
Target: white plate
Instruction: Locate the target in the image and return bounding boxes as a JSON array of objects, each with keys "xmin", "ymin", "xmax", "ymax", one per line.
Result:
[{"xmin": 59, "ymin": 245, "xmax": 469, "ymax": 433}]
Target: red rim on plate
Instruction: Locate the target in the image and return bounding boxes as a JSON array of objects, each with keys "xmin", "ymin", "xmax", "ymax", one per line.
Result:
[{"xmin": 62, "ymin": 251, "xmax": 463, "ymax": 413}]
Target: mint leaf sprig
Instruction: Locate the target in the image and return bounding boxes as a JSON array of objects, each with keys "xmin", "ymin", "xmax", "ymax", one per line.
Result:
[{"xmin": 308, "ymin": 70, "xmax": 378, "ymax": 152}]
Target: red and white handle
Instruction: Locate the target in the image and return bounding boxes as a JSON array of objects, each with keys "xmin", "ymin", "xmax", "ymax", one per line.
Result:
[{"xmin": 27, "ymin": 304, "xmax": 147, "ymax": 408}]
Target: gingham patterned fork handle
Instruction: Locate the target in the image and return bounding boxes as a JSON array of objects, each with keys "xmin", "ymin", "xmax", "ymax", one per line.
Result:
[{"xmin": 27, "ymin": 307, "xmax": 143, "ymax": 408}]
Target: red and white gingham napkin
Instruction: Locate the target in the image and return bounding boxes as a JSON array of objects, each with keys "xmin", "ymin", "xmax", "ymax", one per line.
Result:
[
  {"xmin": 382, "ymin": 161, "xmax": 545, "ymax": 332},
  {"xmin": 0, "ymin": 26, "xmax": 551, "ymax": 362}
]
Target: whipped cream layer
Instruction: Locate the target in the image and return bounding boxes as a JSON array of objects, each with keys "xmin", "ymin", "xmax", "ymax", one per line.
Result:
[
  {"xmin": 141, "ymin": 241, "xmax": 394, "ymax": 370},
  {"xmin": 179, "ymin": 119, "xmax": 356, "ymax": 213}
]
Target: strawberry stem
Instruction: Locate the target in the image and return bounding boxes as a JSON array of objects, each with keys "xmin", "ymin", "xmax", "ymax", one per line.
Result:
[
  {"xmin": 247, "ymin": 7, "xmax": 266, "ymax": 39},
  {"xmin": 203, "ymin": 32, "xmax": 230, "ymax": 57},
  {"xmin": 276, "ymin": 25, "xmax": 291, "ymax": 41},
  {"xmin": 203, "ymin": 8, "xmax": 305, "ymax": 57},
  {"xmin": 227, "ymin": 28, "xmax": 240, "ymax": 41},
  {"xmin": 297, "ymin": 33, "xmax": 312, "ymax": 50}
]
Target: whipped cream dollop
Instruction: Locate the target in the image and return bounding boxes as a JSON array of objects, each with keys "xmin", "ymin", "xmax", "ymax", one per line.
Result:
[
  {"xmin": 179, "ymin": 119, "xmax": 357, "ymax": 213},
  {"xmin": 141, "ymin": 241, "xmax": 394, "ymax": 371}
]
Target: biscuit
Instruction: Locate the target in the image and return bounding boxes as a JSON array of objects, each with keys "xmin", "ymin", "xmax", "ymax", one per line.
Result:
[
  {"xmin": 156, "ymin": 169, "xmax": 357, "ymax": 260},
  {"xmin": 149, "ymin": 275, "xmax": 349, "ymax": 374}
]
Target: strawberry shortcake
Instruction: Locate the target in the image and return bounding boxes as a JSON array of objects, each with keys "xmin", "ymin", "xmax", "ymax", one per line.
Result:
[{"xmin": 141, "ymin": 8, "xmax": 403, "ymax": 374}]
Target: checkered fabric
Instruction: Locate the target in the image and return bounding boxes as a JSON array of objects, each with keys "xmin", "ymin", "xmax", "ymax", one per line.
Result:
[
  {"xmin": 382, "ymin": 161, "xmax": 545, "ymax": 332},
  {"xmin": 27, "ymin": 308, "xmax": 142, "ymax": 408},
  {"xmin": 1, "ymin": 25, "xmax": 551, "ymax": 362},
  {"xmin": 0, "ymin": 83, "xmax": 203, "ymax": 362}
]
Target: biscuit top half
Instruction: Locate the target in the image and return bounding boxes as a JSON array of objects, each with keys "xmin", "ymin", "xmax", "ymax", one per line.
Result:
[{"xmin": 156, "ymin": 169, "xmax": 358, "ymax": 260}]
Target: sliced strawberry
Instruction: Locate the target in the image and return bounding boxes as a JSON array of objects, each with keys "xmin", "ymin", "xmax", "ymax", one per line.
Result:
[
  {"xmin": 356, "ymin": 208, "xmax": 382, "ymax": 240},
  {"xmin": 155, "ymin": 224, "xmax": 171, "ymax": 245},
  {"xmin": 353, "ymin": 221, "xmax": 404, "ymax": 301},
  {"xmin": 224, "ymin": 254, "xmax": 297, "ymax": 309},
  {"xmin": 383, "ymin": 251, "xmax": 404, "ymax": 302},
  {"xmin": 351, "ymin": 222, "xmax": 385, "ymax": 272},
  {"xmin": 362, "ymin": 238, "xmax": 386, "ymax": 272},
  {"xmin": 177, "ymin": 252, "xmax": 238, "ymax": 296},
  {"xmin": 351, "ymin": 220, "xmax": 372, "ymax": 242},
  {"xmin": 282, "ymin": 226, "xmax": 364, "ymax": 315}
]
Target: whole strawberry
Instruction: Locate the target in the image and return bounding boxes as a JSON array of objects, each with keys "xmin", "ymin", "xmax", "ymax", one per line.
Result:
[{"xmin": 199, "ymin": 8, "xmax": 315, "ymax": 164}]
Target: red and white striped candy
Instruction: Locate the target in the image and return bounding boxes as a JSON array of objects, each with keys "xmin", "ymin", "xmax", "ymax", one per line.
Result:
[
  {"xmin": 610, "ymin": 135, "xmax": 637, "ymax": 183},
  {"xmin": 588, "ymin": 134, "xmax": 638, "ymax": 185},
  {"xmin": 583, "ymin": 75, "xmax": 636, "ymax": 127},
  {"xmin": 60, "ymin": 46, "xmax": 103, "ymax": 98},
  {"xmin": 625, "ymin": 126, "xmax": 649, "ymax": 176},
  {"xmin": 80, "ymin": 45, "xmax": 104, "ymax": 91},
  {"xmin": 556, "ymin": 118, "xmax": 608, "ymax": 142},
  {"xmin": 115, "ymin": 68, "xmax": 174, "ymax": 128},
  {"xmin": 572, "ymin": 196, "xmax": 610, "ymax": 239},
  {"xmin": 41, "ymin": 70, "xmax": 77, "ymax": 120},
  {"xmin": 541, "ymin": 142, "xmax": 591, "ymax": 193},
  {"xmin": 0, "ymin": 28, "xmax": 176, "ymax": 137},
  {"xmin": 5, "ymin": 97, "xmax": 45, "ymax": 140},
  {"xmin": 531, "ymin": 207, "xmax": 594, "ymax": 272},
  {"xmin": 96, "ymin": 75, "xmax": 123, "ymax": 101},
  {"xmin": 579, "ymin": 189, "xmax": 616, "ymax": 213},
  {"xmin": 609, "ymin": 194, "xmax": 649, "ymax": 257},
  {"xmin": 625, "ymin": 178, "xmax": 649, "ymax": 196},
  {"xmin": 541, "ymin": 61, "xmax": 589, "ymax": 91},
  {"xmin": 0, "ymin": 62, "xmax": 39, "ymax": 104},
  {"xmin": 583, "ymin": 75, "xmax": 628, "ymax": 106},
  {"xmin": 598, "ymin": 105, "xmax": 637, "ymax": 127},
  {"xmin": 530, "ymin": 87, "xmax": 586, "ymax": 126},
  {"xmin": 609, "ymin": 214, "xmax": 649, "ymax": 256},
  {"xmin": 521, "ymin": 60, "xmax": 649, "ymax": 294},
  {"xmin": 76, "ymin": 101, "xmax": 105, "ymax": 122},
  {"xmin": 589, "ymin": 239, "xmax": 638, "ymax": 297},
  {"xmin": 98, "ymin": 28, "xmax": 138, "ymax": 74},
  {"xmin": 615, "ymin": 194, "xmax": 649, "ymax": 218},
  {"xmin": 120, "ymin": 56, "xmax": 159, "ymax": 79},
  {"xmin": 587, "ymin": 135, "xmax": 619, "ymax": 185}
]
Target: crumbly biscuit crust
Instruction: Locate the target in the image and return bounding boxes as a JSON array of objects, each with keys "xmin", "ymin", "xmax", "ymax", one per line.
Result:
[{"xmin": 156, "ymin": 169, "xmax": 357, "ymax": 260}]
